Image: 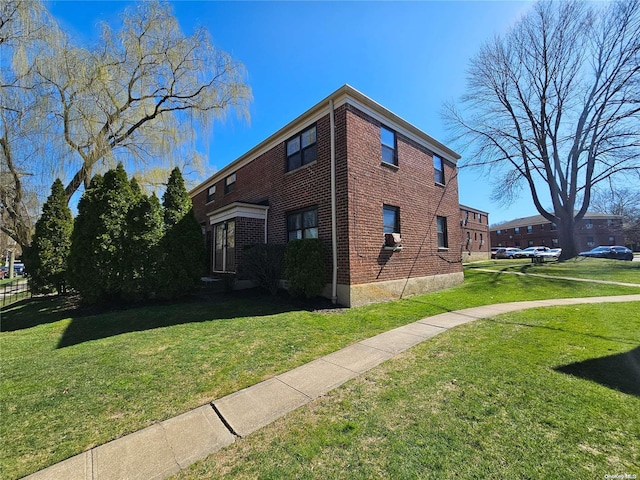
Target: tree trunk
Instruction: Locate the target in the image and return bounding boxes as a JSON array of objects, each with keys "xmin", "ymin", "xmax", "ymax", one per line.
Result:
[{"xmin": 556, "ymin": 214, "xmax": 578, "ymax": 260}]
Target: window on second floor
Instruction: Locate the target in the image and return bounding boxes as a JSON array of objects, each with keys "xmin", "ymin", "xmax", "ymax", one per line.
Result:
[
  {"xmin": 434, "ymin": 154, "xmax": 445, "ymax": 184},
  {"xmin": 225, "ymin": 173, "xmax": 236, "ymax": 194},
  {"xmin": 496, "ymin": 229, "xmax": 502, "ymax": 236},
  {"xmin": 527, "ymin": 225, "xmax": 533, "ymax": 234},
  {"xmin": 514, "ymin": 227, "xmax": 520, "ymax": 234},
  {"xmin": 437, "ymin": 216, "xmax": 448, "ymax": 249},
  {"xmin": 381, "ymin": 126, "xmax": 397, "ymax": 166},
  {"xmin": 286, "ymin": 125, "xmax": 317, "ymax": 172},
  {"xmin": 383, "ymin": 205, "xmax": 400, "ymax": 233},
  {"xmin": 585, "ymin": 219, "xmax": 593, "ymax": 229},
  {"xmin": 206, "ymin": 185, "xmax": 216, "ymax": 203},
  {"xmin": 287, "ymin": 208, "xmax": 318, "ymax": 241}
]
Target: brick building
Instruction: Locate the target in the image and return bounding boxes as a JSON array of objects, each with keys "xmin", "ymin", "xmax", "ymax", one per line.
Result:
[
  {"xmin": 489, "ymin": 212, "xmax": 624, "ymax": 251},
  {"xmin": 460, "ymin": 205, "xmax": 490, "ymax": 262},
  {"xmin": 190, "ymin": 85, "xmax": 463, "ymax": 307}
]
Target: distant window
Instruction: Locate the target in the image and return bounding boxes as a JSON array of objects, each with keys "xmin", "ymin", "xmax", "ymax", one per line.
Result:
[
  {"xmin": 551, "ymin": 223, "xmax": 557, "ymax": 231},
  {"xmin": 527, "ymin": 225, "xmax": 533, "ymax": 234},
  {"xmin": 474, "ymin": 232, "xmax": 478, "ymax": 241},
  {"xmin": 480, "ymin": 233, "xmax": 484, "ymax": 245},
  {"xmin": 437, "ymin": 216, "xmax": 448, "ymax": 249},
  {"xmin": 540, "ymin": 224, "xmax": 545, "ymax": 230},
  {"xmin": 466, "ymin": 232, "xmax": 471, "ymax": 242},
  {"xmin": 225, "ymin": 173, "xmax": 236, "ymax": 194},
  {"xmin": 287, "ymin": 208, "xmax": 318, "ymax": 241},
  {"xmin": 528, "ymin": 240, "xmax": 534, "ymax": 247},
  {"xmin": 434, "ymin": 154, "xmax": 445, "ymax": 184},
  {"xmin": 515, "ymin": 241, "xmax": 521, "ymax": 247},
  {"xmin": 585, "ymin": 219, "xmax": 593, "ymax": 229},
  {"xmin": 514, "ymin": 227, "xmax": 520, "ymax": 234},
  {"xmin": 607, "ymin": 219, "xmax": 615, "ymax": 227},
  {"xmin": 609, "ymin": 236, "xmax": 615, "ymax": 243},
  {"xmin": 496, "ymin": 230, "xmax": 502, "ymax": 236},
  {"xmin": 206, "ymin": 185, "xmax": 216, "ymax": 203},
  {"xmin": 287, "ymin": 125, "xmax": 317, "ymax": 172},
  {"xmin": 587, "ymin": 236, "xmax": 594, "ymax": 247},
  {"xmin": 383, "ymin": 205, "xmax": 400, "ymax": 233},
  {"xmin": 552, "ymin": 238, "xmax": 559, "ymax": 247},
  {"xmin": 478, "ymin": 214, "xmax": 483, "ymax": 223},
  {"xmin": 381, "ymin": 126, "xmax": 397, "ymax": 166}
]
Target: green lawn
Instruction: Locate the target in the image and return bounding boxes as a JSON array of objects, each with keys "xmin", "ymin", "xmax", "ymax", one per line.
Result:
[
  {"xmin": 468, "ymin": 257, "xmax": 640, "ymax": 284},
  {"xmin": 174, "ymin": 302, "xmax": 640, "ymax": 479},
  {"xmin": 1, "ymin": 268, "xmax": 639, "ymax": 478}
]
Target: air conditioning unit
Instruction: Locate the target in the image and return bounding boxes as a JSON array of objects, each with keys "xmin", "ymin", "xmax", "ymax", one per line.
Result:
[{"xmin": 384, "ymin": 233, "xmax": 402, "ymax": 247}]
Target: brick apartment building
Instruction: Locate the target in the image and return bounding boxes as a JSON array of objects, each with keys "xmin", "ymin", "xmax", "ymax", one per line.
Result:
[
  {"xmin": 489, "ymin": 212, "xmax": 624, "ymax": 251},
  {"xmin": 460, "ymin": 204, "xmax": 490, "ymax": 262},
  {"xmin": 190, "ymin": 85, "xmax": 464, "ymax": 307}
]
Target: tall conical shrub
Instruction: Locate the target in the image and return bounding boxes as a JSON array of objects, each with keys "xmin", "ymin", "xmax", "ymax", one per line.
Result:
[
  {"xmin": 25, "ymin": 179, "xmax": 73, "ymax": 294},
  {"xmin": 157, "ymin": 168, "xmax": 205, "ymax": 299}
]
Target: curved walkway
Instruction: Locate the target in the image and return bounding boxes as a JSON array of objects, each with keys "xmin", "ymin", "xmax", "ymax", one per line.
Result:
[
  {"xmin": 473, "ymin": 268, "xmax": 640, "ymax": 288},
  {"xmin": 25, "ymin": 293, "xmax": 640, "ymax": 480}
]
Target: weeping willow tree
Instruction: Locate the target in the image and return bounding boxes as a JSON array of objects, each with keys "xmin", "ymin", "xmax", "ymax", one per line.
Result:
[
  {"xmin": 1, "ymin": 0, "xmax": 251, "ymax": 248},
  {"xmin": 0, "ymin": 0, "xmax": 61, "ymax": 247},
  {"xmin": 445, "ymin": 0, "xmax": 640, "ymax": 259}
]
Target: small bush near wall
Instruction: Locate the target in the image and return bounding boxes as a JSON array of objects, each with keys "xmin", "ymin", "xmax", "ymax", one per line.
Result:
[
  {"xmin": 240, "ymin": 244, "xmax": 285, "ymax": 295},
  {"xmin": 284, "ymin": 239, "xmax": 325, "ymax": 298}
]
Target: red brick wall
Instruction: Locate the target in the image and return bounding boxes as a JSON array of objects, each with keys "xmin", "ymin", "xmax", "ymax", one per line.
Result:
[
  {"xmin": 192, "ymin": 102, "xmax": 462, "ymax": 287},
  {"xmin": 460, "ymin": 208, "xmax": 490, "ymax": 253},
  {"xmin": 344, "ymin": 105, "xmax": 462, "ymax": 285}
]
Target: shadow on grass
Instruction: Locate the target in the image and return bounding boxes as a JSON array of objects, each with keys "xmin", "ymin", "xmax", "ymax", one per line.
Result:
[
  {"xmin": 1, "ymin": 290, "xmax": 322, "ymax": 349},
  {"xmin": 555, "ymin": 347, "xmax": 640, "ymax": 397}
]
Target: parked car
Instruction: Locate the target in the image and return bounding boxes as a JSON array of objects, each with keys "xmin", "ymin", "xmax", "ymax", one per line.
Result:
[
  {"xmin": 538, "ymin": 248, "xmax": 562, "ymax": 259},
  {"xmin": 578, "ymin": 246, "xmax": 633, "ymax": 261},
  {"xmin": 490, "ymin": 248, "xmax": 500, "ymax": 259},
  {"xmin": 515, "ymin": 246, "xmax": 551, "ymax": 258},
  {"xmin": 13, "ymin": 262, "xmax": 25, "ymax": 275},
  {"xmin": 494, "ymin": 247, "xmax": 522, "ymax": 259}
]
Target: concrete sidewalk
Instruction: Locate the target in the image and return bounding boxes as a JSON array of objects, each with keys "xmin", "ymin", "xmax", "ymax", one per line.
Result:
[
  {"xmin": 24, "ymin": 294, "xmax": 640, "ymax": 480},
  {"xmin": 472, "ymin": 268, "xmax": 640, "ymax": 288}
]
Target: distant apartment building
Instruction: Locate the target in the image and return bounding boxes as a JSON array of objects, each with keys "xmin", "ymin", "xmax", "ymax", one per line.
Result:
[
  {"xmin": 460, "ymin": 204, "xmax": 490, "ymax": 261},
  {"xmin": 489, "ymin": 213, "xmax": 624, "ymax": 251}
]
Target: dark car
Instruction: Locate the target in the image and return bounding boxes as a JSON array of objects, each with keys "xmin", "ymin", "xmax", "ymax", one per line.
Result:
[{"xmin": 578, "ymin": 246, "xmax": 633, "ymax": 261}]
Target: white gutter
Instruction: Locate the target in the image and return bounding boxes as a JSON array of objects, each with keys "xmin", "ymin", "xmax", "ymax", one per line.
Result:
[{"xmin": 330, "ymin": 99, "xmax": 338, "ymax": 304}]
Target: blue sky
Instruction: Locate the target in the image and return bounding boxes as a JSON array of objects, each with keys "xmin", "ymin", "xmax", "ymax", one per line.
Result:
[{"xmin": 47, "ymin": 0, "xmax": 539, "ymax": 225}]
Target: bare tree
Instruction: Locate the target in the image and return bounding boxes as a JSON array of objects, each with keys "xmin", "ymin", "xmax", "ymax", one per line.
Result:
[
  {"xmin": 445, "ymin": 0, "xmax": 640, "ymax": 259},
  {"xmin": 591, "ymin": 185, "xmax": 640, "ymax": 248}
]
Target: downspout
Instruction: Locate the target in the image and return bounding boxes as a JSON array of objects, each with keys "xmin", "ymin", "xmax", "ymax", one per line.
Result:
[{"xmin": 330, "ymin": 99, "xmax": 338, "ymax": 304}]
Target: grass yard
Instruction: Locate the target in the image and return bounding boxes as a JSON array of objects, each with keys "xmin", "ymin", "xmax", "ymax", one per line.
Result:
[
  {"xmin": 174, "ymin": 302, "xmax": 640, "ymax": 479},
  {"xmin": 1, "ymin": 267, "xmax": 639, "ymax": 478},
  {"xmin": 469, "ymin": 256, "xmax": 640, "ymax": 284}
]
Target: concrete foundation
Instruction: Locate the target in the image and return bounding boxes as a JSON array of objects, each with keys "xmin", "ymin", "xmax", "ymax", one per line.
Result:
[{"xmin": 335, "ymin": 272, "xmax": 464, "ymax": 307}]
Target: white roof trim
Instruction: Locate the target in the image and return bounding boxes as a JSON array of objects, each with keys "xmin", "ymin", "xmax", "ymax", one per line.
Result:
[
  {"xmin": 207, "ymin": 202, "xmax": 269, "ymax": 225},
  {"xmin": 191, "ymin": 85, "xmax": 461, "ymax": 197}
]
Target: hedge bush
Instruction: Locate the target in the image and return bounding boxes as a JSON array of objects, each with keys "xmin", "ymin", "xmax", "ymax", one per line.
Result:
[
  {"xmin": 284, "ymin": 239, "xmax": 326, "ymax": 298},
  {"xmin": 241, "ymin": 243, "xmax": 286, "ymax": 295}
]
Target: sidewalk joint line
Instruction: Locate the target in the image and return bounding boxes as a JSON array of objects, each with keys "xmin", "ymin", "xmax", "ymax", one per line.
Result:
[
  {"xmin": 210, "ymin": 402, "xmax": 240, "ymax": 438},
  {"xmin": 275, "ymin": 377, "xmax": 313, "ymax": 400}
]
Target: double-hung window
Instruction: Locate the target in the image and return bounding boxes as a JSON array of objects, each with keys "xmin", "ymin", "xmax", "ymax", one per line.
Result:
[
  {"xmin": 381, "ymin": 126, "xmax": 397, "ymax": 166},
  {"xmin": 434, "ymin": 154, "xmax": 445, "ymax": 184},
  {"xmin": 383, "ymin": 205, "xmax": 400, "ymax": 233},
  {"xmin": 225, "ymin": 173, "xmax": 236, "ymax": 194},
  {"xmin": 286, "ymin": 125, "xmax": 317, "ymax": 172},
  {"xmin": 437, "ymin": 216, "xmax": 448, "ymax": 249},
  {"xmin": 287, "ymin": 208, "xmax": 318, "ymax": 241},
  {"xmin": 206, "ymin": 185, "xmax": 216, "ymax": 203}
]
